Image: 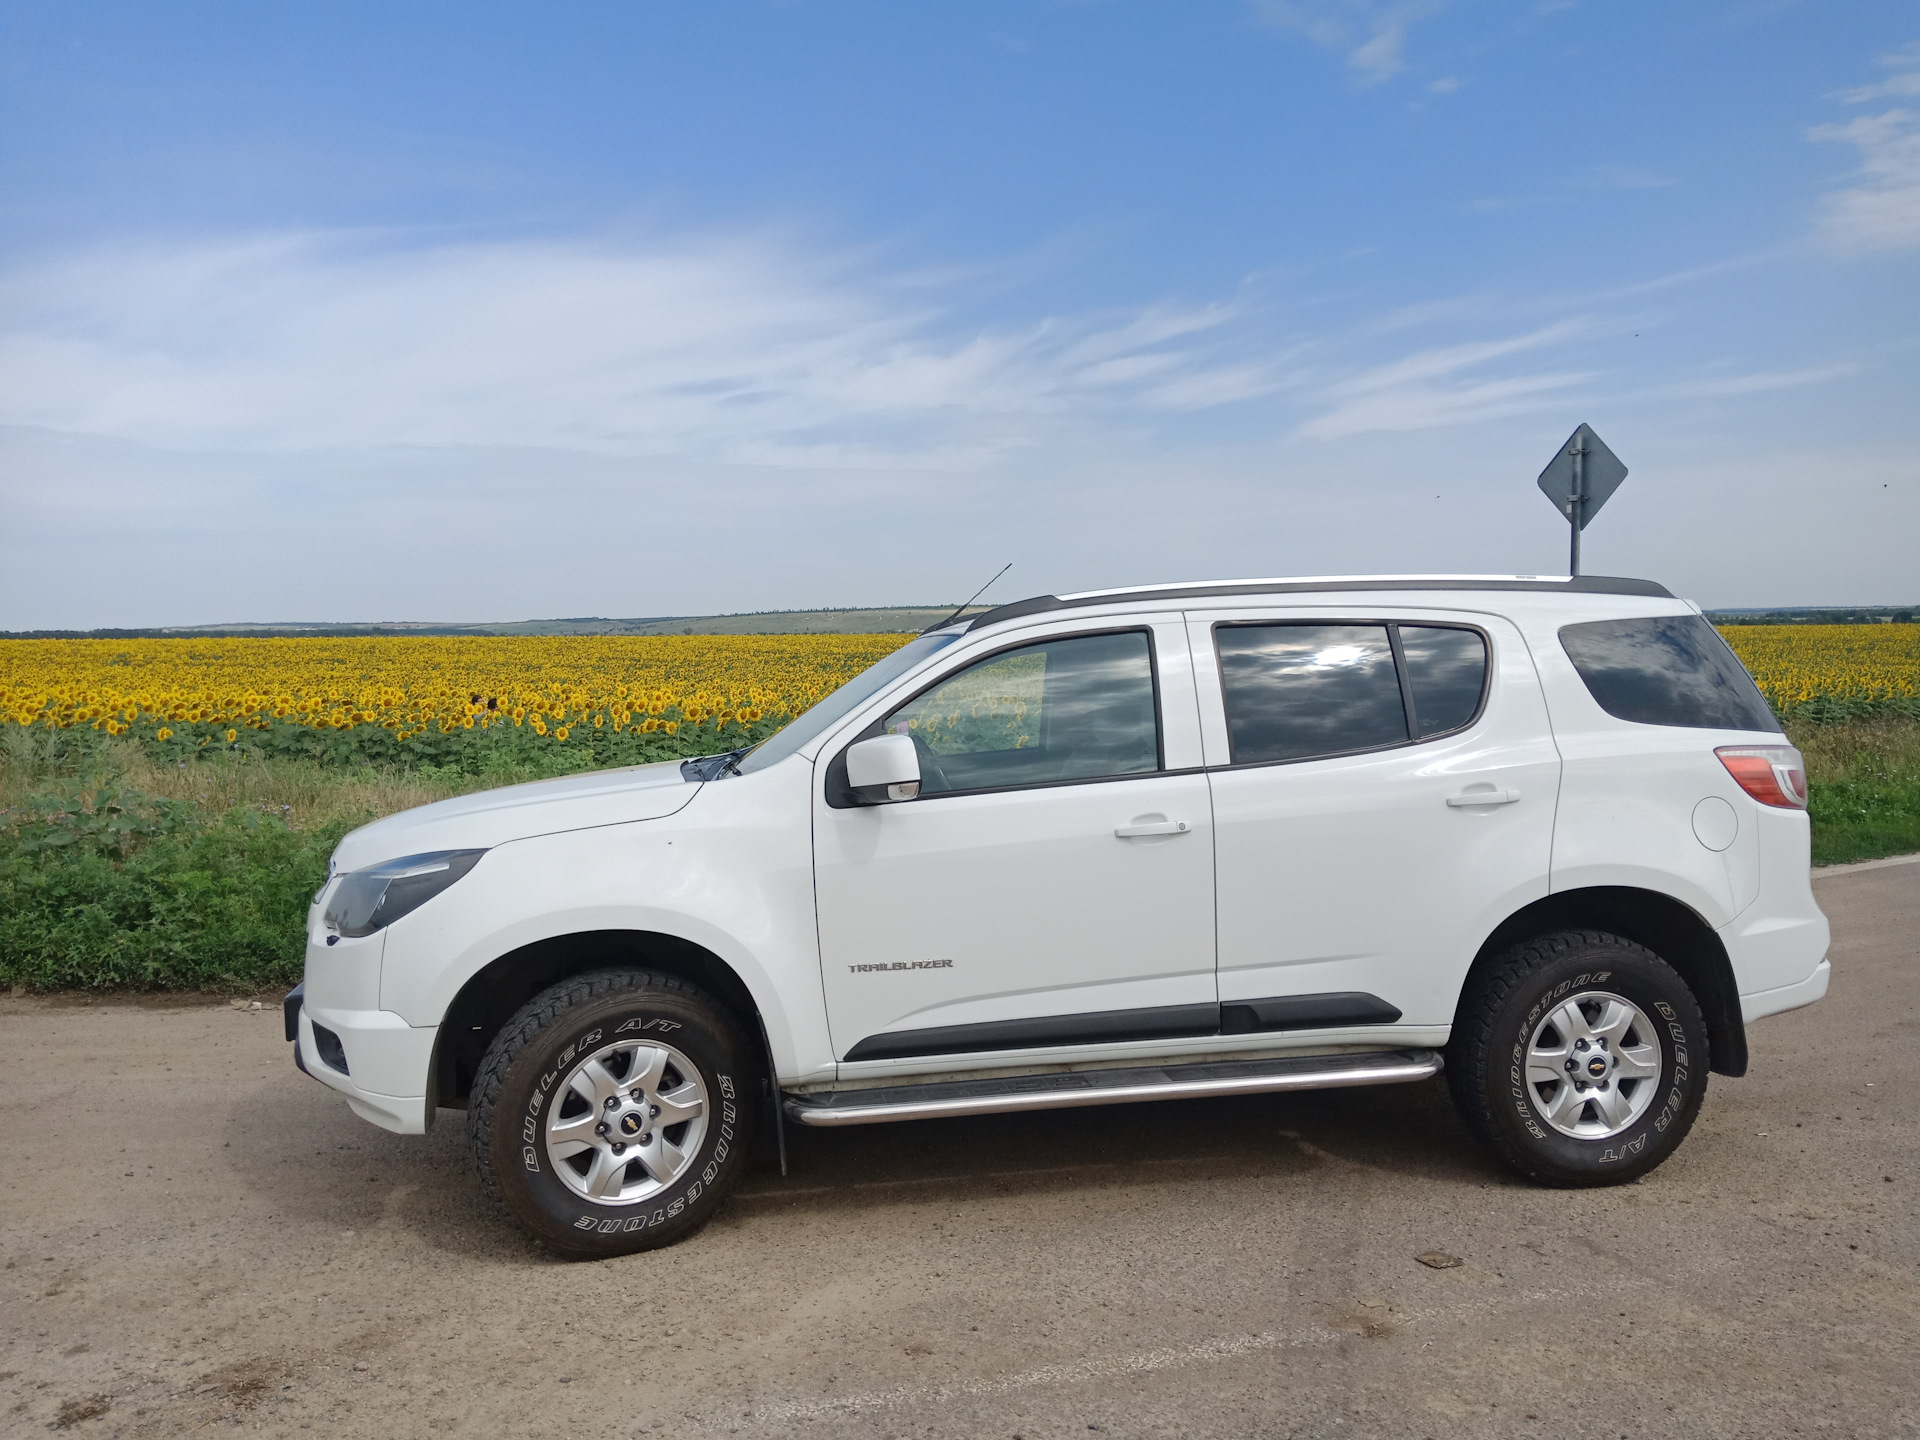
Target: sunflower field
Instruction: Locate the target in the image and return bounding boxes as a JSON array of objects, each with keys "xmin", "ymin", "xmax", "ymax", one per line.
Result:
[
  {"xmin": 1718, "ymin": 624, "xmax": 1920, "ymax": 721},
  {"xmin": 0, "ymin": 624, "xmax": 1915, "ymax": 990},
  {"xmin": 0, "ymin": 634, "xmax": 915, "ymax": 773},
  {"xmin": 2, "ymin": 626, "xmax": 1911, "ymax": 761}
]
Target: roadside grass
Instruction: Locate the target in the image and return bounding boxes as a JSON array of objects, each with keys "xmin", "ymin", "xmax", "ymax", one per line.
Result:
[
  {"xmin": 0, "ymin": 732, "xmax": 476, "ymax": 993},
  {"xmin": 2, "ymin": 717, "xmax": 1914, "ymax": 993},
  {"xmin": 0, "ymin": 725, "xmax": 731, "ymax": 993},
  {"xmin": 1, "ymin": 729, "xmax": 465, "ymax": 831},
  {"xmin": 1790, "ymin": 715, "xmax": 1920, "ymax": 866}
]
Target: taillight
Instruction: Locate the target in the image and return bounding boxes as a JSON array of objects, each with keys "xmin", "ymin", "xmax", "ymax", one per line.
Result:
[{"xmin": 1715, "ymin": 744, "xmax": 1808, "ymax": 809}]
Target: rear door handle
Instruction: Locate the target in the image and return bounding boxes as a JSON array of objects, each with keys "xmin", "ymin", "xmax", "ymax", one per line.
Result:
[
  {"xmin": 1114, "ymin": 819, "xmax": 1192, "ymax": 837},
  {"xmin": 1447, "ymin": 789, "xmax": 1521, "ymax": 807}
]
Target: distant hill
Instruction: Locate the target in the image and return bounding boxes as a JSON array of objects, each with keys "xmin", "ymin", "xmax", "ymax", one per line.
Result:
[
  {"xmin": 1705, "ymin": 606, "xmax": 1916, "ymax": 625},
  {"xmin": 0, "ymin": 606, "xmax": 990, "ymax": 641}
]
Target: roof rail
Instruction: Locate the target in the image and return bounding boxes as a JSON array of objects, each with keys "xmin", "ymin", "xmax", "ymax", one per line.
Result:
[{"xmin": 955, "ymin": 575, "xmax": 1673, "ymax": 633}]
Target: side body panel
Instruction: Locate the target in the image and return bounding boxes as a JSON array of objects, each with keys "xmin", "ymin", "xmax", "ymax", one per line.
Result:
[
  {"xmin": 811, "ymin": 616, "xmax": 1217, "ymax": 1059},
  {"xmin": 1510, "ymin": 596, "xmax": 1763, "ymax": 926},
  {"xmin": 1189, "ymin": 606, "xmax": 1559, "ymax": 1027},
  {"xmin": 1500, "ymin": 595, "xmax": 1829, "ymax": 1000}
]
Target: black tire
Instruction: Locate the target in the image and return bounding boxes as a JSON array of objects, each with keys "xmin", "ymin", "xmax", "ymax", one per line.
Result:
[
  {"xmin": 1447, "ymin": 930, "xmax": 1709, "ymax": 1187},
  {"xmin": 468, "ymin": 969, "xmax": 759, "ymax": 1258}
]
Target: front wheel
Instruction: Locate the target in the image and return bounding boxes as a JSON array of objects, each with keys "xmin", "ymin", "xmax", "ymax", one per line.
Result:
[
  {"xmin": 468, "ymin": 970, "xmax": 759, "ymax": 1258},
  {"xmin": 1447, "ymin": 930, "xmax": 1709, "ymax": 1186}
]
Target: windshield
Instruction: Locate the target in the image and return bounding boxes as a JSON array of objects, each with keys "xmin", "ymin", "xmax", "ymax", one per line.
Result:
[{"xmin": 733, "ymin": 632, "xmax": 961, "ymax": 775}]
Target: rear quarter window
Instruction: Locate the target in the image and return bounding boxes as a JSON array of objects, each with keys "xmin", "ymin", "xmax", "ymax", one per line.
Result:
[{"xmin": 1558, "ymin": 615, "xmax": 1781, "ymax": 732}]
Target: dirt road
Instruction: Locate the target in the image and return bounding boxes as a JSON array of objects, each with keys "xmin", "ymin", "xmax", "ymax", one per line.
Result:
[{"xmin": 4, "ymin": 861, "xmax": 1915, "ymax": 1439}]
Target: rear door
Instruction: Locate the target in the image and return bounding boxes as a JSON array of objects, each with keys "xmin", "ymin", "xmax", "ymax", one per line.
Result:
[
  {"xmin": 1190, "ymin": 608, "xmax": 1558, "ymax": 1034},
  {"xmin": 813, "ymin": 616, "xmax": 1218, "ymax": 1069}
]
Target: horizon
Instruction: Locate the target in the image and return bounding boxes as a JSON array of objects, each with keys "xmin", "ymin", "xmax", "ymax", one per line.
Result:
[{"xmin": 5, "ymin": 596, "xmax": 1915, "ymax": 641}]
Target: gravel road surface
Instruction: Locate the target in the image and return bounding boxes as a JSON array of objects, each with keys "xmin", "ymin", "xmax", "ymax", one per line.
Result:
[{"xmin": 3, "ymin": 861, "xmax": 1915, "ymax": 1439}]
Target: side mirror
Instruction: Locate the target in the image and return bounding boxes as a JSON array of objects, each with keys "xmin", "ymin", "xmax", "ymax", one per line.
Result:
[{"xmin": 846, "ymin": 734, "xmax": 921, "ymax": 804}]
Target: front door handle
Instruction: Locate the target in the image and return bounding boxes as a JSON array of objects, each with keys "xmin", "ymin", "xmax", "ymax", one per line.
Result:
[
  {"xmin": 1447, "ymin": 789, "xmax": 1521, "ymax": 807},
  {"xmin": 1114, "ymin": 819, "xmax": 1192, "ymax": 838}
]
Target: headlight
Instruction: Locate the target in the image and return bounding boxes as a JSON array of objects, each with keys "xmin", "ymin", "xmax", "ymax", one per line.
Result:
[{"xmin": 322, "ymin": 850, "xmax": 487, "ymax": 937}]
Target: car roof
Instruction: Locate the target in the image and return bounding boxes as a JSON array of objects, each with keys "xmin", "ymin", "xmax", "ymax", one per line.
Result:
[{"xmin": 936, "ymin": 574, "xmax": 1675, "ymax": 634}]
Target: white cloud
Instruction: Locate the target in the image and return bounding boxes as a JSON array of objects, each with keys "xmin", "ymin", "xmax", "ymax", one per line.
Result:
[
  {"xmin": 1664, "ymin": 365, "xmax": 1856, "ymax": 398},
  {"xmin": 1293, "ymin": 315, "xmax": 1857, "ymax": 442},
  {"xmin": 12, "ymin": 227, "xmax": 1831, "ymax": 464},
  {"xmin": 1835, "ymin": 43, "xmax": 1920, "ymax": 102},
  {"xmin": 1251, "ymin": 1, "xmax": 1438, "ymax": 84},
  {"xmin": 1298, "ymin": 319, "xmax": 1593, "ymax": 438},
  {"xmin": 1462, "ymin": 165, "xmax": 1678, "ymax": 215},
  {"xmin": 1811, "ymin": 49, "xmax": 1920, "ymax": 253},
  {"xmin": 2, "ymin": 227, "xmax": 1905, "ymax": 625},
  {"xmin": 1348, "ymin": 23, "xmax": 1409, "ymax": 81},
  {"xmin": 1811, "ymin": 110, "xmax": 1920, "ymax": 252},
  {"xmin": 1838, "ymin": 71, "xmax": 1920, "ymax": 103},
  {"xmin": 0, "ymin": 230, "xmax": 1286, "ymax": 466}
]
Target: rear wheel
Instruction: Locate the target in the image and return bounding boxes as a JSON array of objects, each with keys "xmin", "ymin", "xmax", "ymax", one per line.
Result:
[
  {"xmin": 468, "ymin": 969, "xmax": 758, "ymax": 1258},
  {"xmin": 1447, "ymin": 930, "xmax": 1708, "ymax": 1186}
]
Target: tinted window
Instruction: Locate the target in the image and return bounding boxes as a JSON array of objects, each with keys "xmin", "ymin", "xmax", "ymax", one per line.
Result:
[
  {"xmin": 884, "ymin": 631, "xmax": 1159, "ymax": 793},
  {"xmin": 1399, "ymin": 626, "xmax": 1488, "ymax": 738},
  {"xmin": 1559, "ymin": 615, "xmax": 1781, "ymax": 732},
  {"xmin": 1217, "ymin": 624, "xmax": 1408, "ymax": 764}
]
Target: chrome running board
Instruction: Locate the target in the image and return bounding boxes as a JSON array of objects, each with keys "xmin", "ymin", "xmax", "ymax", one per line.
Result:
[{"xmin": 783, "ymin": 1049, "xmax": 1442, "ymax": 1128}]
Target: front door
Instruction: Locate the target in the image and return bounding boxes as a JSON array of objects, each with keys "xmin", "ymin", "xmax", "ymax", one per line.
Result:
[
  {"xmin": 1190, "ymin": 609, "xmax": 1559, "ymax": 1033},
  {"xmin": 813, "ymin": 620, "xmax": 1218, "ymax": 1069}
]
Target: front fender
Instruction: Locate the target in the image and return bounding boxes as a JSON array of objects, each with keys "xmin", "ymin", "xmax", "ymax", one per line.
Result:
[{"xmin": 376, "ymin": 761, "xmax": 835, "ymax": 1084}]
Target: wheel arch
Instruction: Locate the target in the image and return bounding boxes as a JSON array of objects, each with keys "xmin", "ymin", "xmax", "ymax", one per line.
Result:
[
  {"xmin": 430, "ymin": 929, "xmax": 773, "ymax": 1110},
  {"xmin": 1459, "ymin": 886, "xmax": 1747, "ymax": 1077}
]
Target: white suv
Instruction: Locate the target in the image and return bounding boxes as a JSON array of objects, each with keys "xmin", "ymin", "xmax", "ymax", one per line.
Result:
[{"xmin": 287, "ymin": 575, "xmax": 1829, "ymax": 1257}]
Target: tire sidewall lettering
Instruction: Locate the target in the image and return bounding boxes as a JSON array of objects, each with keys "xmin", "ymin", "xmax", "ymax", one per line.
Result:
[{"xmin": 615, "ymin": 1017, "xmax": 683, "ymax": 1035}]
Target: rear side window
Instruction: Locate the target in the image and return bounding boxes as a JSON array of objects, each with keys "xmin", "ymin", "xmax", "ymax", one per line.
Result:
[
  {"xmin": 1399, "ymin": 626, "xmax": 1490, "ymax": 738},
  {"xmin": 1215, "ymin": 622, "xmax": 1488, "ymax": 765},
  {"xmin": 1559, "ymin": 615, "xmax": 1781, "ymax": 732},
  {"xmin": 1217, "ymin": 625, "xmax": 1403, "ymax": 763}
]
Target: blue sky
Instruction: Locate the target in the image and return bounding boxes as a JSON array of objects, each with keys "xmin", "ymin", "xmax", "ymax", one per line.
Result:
[{"xmin": 1, "ymin": 2, "xmax": 1915, "ymax": 627}]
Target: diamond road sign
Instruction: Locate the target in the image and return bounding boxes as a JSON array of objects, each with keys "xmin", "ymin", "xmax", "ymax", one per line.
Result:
[{"xmin": 1537, "ymin": 423, "xmax": 1628, "ymax": 531}]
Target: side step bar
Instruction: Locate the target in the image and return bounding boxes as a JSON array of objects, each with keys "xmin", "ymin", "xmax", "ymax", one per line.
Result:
[{"xmin": 783, "ymin": 1049, "xmax": 1442, "ymax": 1128}]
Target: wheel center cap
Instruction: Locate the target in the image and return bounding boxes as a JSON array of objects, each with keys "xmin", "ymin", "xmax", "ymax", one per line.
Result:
[
  {"xmin": 618, "ymin": 1112, "xmax": 645, "ymax": 1137},
  {"xmin": 1585, "ymin": 1055, "xmax": 1610, "ymax": 1079}
]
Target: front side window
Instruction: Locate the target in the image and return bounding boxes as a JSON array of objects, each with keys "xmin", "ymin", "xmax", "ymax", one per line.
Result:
[
  {"xmin": 882, "ymin": 630, "xmax": 1159, "ymax": 794},
  {"xmin": 1559, "ymin": 615, "xmax": 1781, "ymax": 732},
  {"xmin": 1216, "ymin": 621, "xmax": 1490, "ymax": 765},
  {"xmin": 737, "ymin": 631, "xmax": 959, "ymax": 774}
]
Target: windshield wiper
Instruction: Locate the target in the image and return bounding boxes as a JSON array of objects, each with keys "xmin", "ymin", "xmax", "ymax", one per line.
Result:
[{"xmin": 679, "ymin": 747, "xmax": 753, "ymax": 782}]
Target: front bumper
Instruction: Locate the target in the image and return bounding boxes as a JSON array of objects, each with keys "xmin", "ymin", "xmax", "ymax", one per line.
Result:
[{"xmin": 285, "ymin": 983, "xmax": 438, "ymax": 1134}]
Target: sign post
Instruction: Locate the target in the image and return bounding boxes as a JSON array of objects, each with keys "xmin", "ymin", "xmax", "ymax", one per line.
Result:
[{"xmin": 1536, "ymin": 423, "xmax": 1628, "ymax": 576}]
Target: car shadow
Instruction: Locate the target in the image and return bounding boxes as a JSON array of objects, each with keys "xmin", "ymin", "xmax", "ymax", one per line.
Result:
[
  {"xmin": 741, "ymin": 1077, "xmax": 1510, "ymax": 1213},
  {"xmin": 219, "ymin": 1072, "xmax": 545, "ymax": 1260},
  {"xmin": 227, "ymin": 1071, "xmax": 1515, "ymax": 1262}
]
